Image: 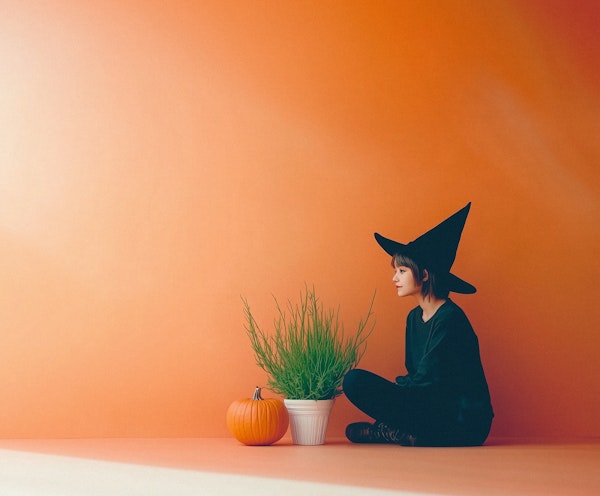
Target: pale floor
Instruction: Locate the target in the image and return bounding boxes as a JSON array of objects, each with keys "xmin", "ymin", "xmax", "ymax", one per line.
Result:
[{"xmin": 0, "ymin": 437, "xmax": 598, "ymax": 495}]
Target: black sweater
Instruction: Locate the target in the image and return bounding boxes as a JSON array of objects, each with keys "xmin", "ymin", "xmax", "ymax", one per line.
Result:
[{"xmin": 395, "ymin": 299, "xmax": 494, "ymax": 427}]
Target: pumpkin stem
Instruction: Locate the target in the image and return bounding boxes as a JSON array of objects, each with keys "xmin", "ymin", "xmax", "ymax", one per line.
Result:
[{"xmin": 252, "ymin": 386, "xmax": 263, "ymax": 401}]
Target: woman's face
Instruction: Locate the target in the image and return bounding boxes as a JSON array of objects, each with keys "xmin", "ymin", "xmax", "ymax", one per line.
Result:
[{"xmin": 392, "ymin": 264, "xmax": 422, "ymax": 298}]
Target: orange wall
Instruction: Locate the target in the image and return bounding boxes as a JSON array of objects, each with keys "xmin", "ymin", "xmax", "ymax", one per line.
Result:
[{"xmin": 1, "ymin": 0, "xmax": 598, "ymax": 439}]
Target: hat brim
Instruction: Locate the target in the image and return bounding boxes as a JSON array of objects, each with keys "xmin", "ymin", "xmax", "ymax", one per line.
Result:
[
  {"xmin": 374, "ymin": 232, "xmax": 476, "ymax": 294},
  {"xmin": 374, "ymin": 232, "xmax": 413, "ymax": 257},
  {"xmin": 446, "ymin": 273, "xmax": 477, "ymax": 294}
]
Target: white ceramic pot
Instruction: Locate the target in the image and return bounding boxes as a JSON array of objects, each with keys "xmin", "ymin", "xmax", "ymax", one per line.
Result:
[{"xmin": 284, "ymin": 398, "xmax": 335, "ymax": 445}]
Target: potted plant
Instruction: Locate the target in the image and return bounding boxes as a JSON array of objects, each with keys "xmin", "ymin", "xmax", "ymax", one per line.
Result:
[{"xmin": 242, "ymin": 285, "xmax": 375, "ymax": 445}]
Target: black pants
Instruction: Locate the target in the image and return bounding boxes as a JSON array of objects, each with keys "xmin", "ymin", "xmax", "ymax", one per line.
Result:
[{"xmin": 343, "ymin": 369, "xmax": 491, "ymax": 447}]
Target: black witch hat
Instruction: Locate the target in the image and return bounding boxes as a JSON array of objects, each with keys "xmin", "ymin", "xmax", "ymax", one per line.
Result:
[{"xmin": 374, "ymin": 203, "xmax": 476, "ymax": 294}]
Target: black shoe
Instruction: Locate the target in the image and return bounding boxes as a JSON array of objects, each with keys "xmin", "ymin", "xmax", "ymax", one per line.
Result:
[{"xmin": 345, "ymin": 421, "xmax": 416, "ymax": 446}]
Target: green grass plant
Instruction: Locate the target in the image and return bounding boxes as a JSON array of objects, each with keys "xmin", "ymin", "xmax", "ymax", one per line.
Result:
[{"xmin": 242, "ymin": 285, "xmax": 375, "ymax": 400}]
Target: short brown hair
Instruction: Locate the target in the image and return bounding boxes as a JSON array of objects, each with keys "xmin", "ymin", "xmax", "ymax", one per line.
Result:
[{"xmin": 391, "ymin": 253, "xmax": 450, "ymax": 299}]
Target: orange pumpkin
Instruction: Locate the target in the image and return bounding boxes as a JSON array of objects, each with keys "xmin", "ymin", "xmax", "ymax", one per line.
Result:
[{"xmin": 227, "ymin": 386, "xmax": 289, "ymax": 445}]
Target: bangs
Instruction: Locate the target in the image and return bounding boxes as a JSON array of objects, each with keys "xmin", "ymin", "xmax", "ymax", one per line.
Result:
[{"xmin": 391, "ymin": 253, "xmax": 419, "ymax": 271}]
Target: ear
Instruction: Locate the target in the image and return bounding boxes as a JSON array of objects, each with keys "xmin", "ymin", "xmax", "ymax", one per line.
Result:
[{"xmin": 422, "ymin": 269, "xmax": 429, "ymax": 282}]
